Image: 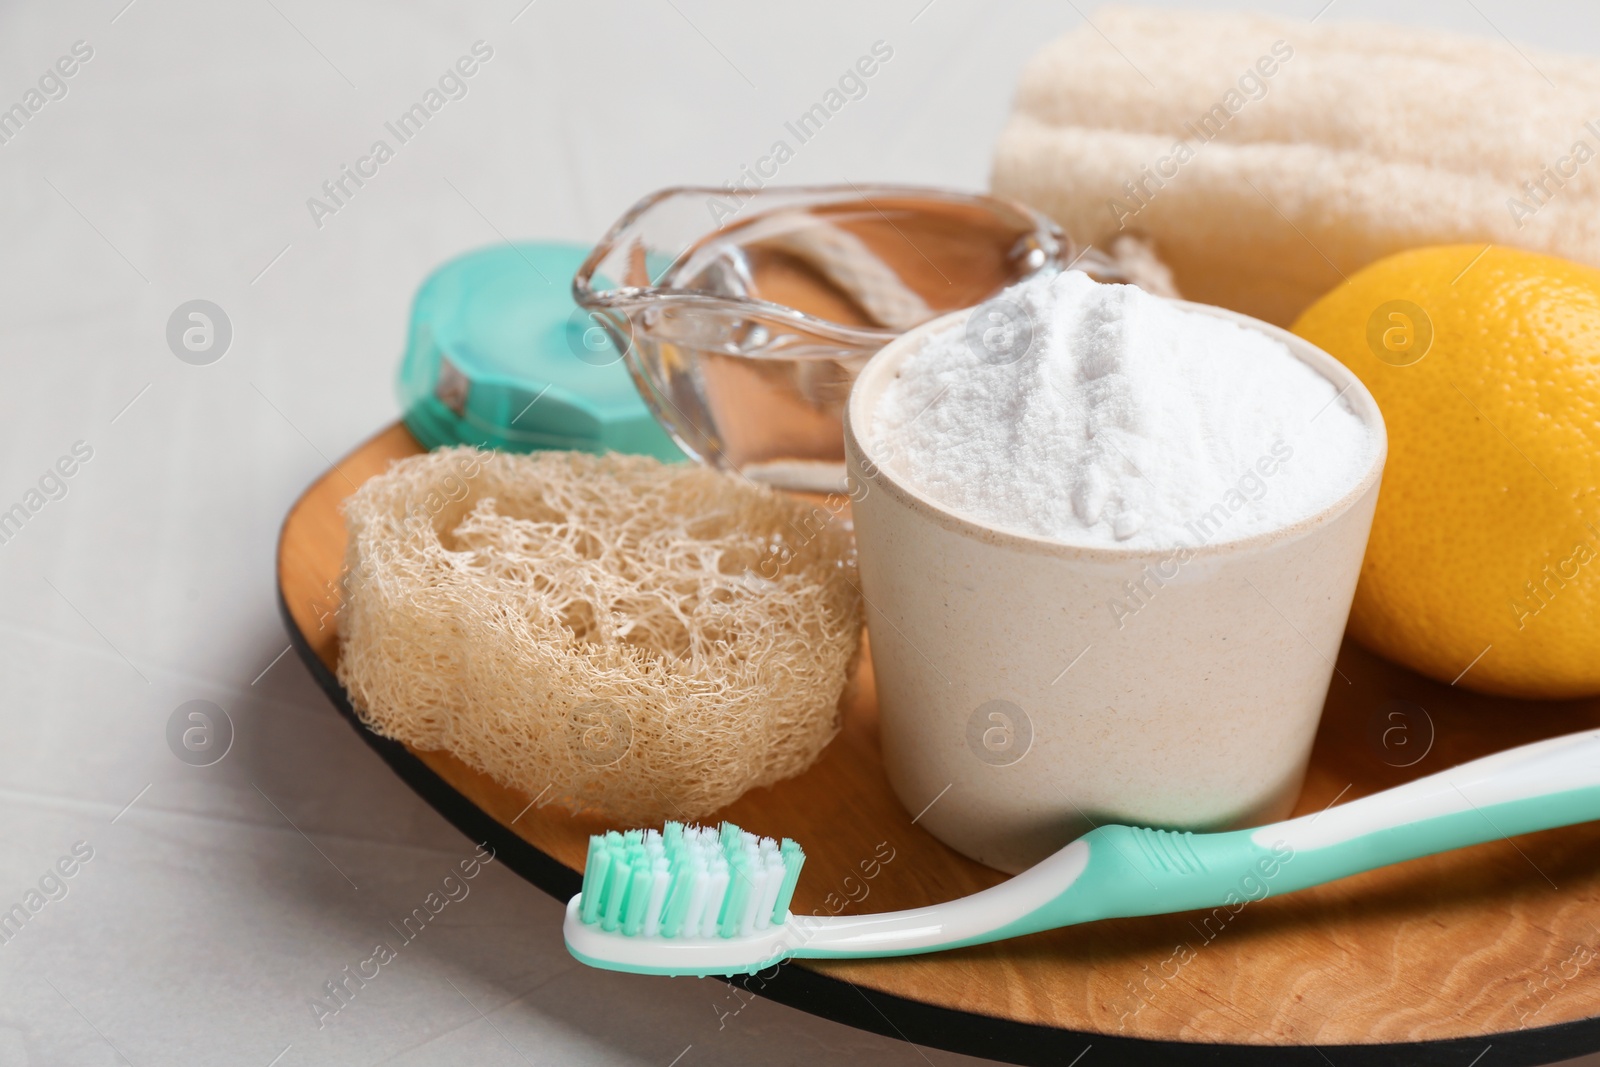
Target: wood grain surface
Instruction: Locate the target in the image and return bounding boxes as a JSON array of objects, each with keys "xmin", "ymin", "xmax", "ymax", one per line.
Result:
[{"xmin": 278, "ymin": 422, "xmax": 1600, "ymax": 1050}]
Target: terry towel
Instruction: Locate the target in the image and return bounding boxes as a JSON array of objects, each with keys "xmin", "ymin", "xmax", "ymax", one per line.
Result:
[{"xmin": 991, "ymin": 7, "xmax": 1600, "ymax": 326}]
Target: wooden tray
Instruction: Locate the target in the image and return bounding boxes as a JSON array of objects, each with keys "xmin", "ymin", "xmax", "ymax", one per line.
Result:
[{"xmin": 277, "ymin": 423, "xmax": 1600, "ymax": 1067}]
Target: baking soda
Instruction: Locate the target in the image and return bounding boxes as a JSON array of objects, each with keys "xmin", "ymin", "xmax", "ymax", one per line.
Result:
[{"xmin": 869, "ymin": 270, "xmax": 1373, "ymax": 548}]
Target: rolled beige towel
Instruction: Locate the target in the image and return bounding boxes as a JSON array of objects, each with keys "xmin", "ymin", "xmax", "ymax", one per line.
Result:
[{"xmin": 992, "ymin": 7, "xmax": 1600, "ymax": 326}]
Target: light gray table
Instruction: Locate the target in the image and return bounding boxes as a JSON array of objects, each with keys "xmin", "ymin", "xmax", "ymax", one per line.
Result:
[{"xmin": 2, "ymin": 0, "xmax": 1596, "ymax": 1063}]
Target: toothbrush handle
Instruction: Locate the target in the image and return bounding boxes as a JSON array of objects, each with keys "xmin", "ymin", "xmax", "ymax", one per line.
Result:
[
  {"xmin": 1019, "ymin": 729, "xmax": 1600, "ymax": 934},
  {"xmin": 1259, "ymin": 726, "xmax": 1600, "ymax": 891}
]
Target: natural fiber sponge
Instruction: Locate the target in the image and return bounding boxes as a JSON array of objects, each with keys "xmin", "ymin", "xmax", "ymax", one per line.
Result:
[
  {"xmin": 336, "ymin": 447, "xmax": 862, "ymax": 822},
  {"xmin": 992, "ymin": 7, "xmax": 1600, "ymax": 327}
]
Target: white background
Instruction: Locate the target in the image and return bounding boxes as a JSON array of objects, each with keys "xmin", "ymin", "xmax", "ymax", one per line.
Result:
[{"xmin": 1, "ymin": 0, "xmax": 1596, "ymax": 1064}]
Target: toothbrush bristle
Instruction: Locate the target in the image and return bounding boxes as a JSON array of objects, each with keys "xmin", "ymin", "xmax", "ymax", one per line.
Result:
[{"xmin": 577, "ymin": 821, "xmax": 804, "ymax": 939}]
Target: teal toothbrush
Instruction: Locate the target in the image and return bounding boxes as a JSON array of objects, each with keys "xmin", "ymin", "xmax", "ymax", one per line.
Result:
[{"xmin": 564, "ymin": 729, "xmax": 1600, "ymax": 977}]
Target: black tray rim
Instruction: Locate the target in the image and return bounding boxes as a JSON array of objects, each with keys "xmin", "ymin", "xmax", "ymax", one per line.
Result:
[{"xmin": 277, "ymin": 573, "xmax": 1600, "ymax": 1067}]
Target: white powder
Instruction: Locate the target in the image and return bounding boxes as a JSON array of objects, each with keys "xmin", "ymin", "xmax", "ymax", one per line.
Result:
[{"xmin": 869, "ymin": 271, "xmax": 1373, "ymax": 549}]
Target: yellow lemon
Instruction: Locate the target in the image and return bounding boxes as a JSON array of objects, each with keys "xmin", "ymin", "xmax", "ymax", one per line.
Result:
[{"xmin": 1292, "ymin": 245, "xmax": 1600, "ymax": 699}]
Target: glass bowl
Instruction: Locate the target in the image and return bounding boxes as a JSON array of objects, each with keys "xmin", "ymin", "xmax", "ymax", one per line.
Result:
[{"xmin": 572, "ymin": 184, "xmax": 1073, "ymax": 491}]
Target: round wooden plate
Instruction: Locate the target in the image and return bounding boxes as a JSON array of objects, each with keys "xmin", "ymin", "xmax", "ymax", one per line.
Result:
[{"xmin": 277, "ymin": 423, "xmax": 1600, "ymax": 1067}]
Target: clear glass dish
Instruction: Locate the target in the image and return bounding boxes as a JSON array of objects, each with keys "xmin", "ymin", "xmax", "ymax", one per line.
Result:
[{"xmin": 573, "ymin": 184, "xmax": 1076, "ymax": 491}]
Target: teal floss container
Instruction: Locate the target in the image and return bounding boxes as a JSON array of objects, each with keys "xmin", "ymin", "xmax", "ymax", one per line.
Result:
[{"xmin": 398, "ymin": 242, "xmax": 682, "ymax": 460}]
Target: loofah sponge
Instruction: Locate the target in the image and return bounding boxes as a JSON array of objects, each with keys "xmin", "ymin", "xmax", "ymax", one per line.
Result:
[
  {"xmin": 336, "ymin": 447, "xmax": 862, "ymax": 822},
  {"xmin": 992, "ymin": 7, "xmax": 1600, "ymax": 327}
]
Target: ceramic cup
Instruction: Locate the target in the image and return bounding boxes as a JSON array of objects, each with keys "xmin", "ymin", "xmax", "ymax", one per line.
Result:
[{"xmin": 843, "ymin": 303, "xmax": 1387, "ymax": 873}]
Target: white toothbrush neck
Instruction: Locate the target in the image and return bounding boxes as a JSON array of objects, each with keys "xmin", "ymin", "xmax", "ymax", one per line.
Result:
[{"xmin": 788, "ymin": 839, "xmax": 1090, "ymax": 957}]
